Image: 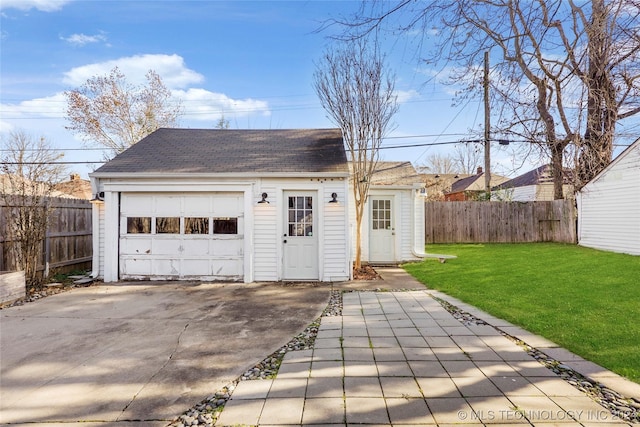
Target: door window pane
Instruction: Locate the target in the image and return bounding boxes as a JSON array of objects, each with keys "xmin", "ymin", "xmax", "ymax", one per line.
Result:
[
  {"xmin": 156, "ymin": 217, "xmax": 180, "ymax": 234},
  {"xmin": 372, "ymin": 199, "xmax": 392, "ymax": 230},
  {"xmin": 288, "ymin": 196, "xmax": 313, "ymax": 236},
  {"xmin": 127, "ymin": 217, "xmax": 151, "ymax": 234}
]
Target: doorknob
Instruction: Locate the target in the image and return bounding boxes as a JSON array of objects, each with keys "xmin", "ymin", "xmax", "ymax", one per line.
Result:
[{"xmin": 283, "ymin": 239, "xmax": 287, "ymax": 243}]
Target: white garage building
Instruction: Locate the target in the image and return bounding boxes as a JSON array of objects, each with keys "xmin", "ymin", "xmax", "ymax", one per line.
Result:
[{"xmin": 90, "ymin": 128, "xmax": 351, "ymax": 283}]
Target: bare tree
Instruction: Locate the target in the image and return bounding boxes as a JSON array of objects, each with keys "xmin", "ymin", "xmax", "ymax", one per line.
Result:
[
  {"xmin": 0, "ymin": 130, "xmax": 67, "ymax": 286},
  {"xmin": 453, "ymin": 143, "xmax": 483, "ymax": 175},
  {"xmin": 65, "ymin": 67, "xmax": 182, "ymax": 157},
  {"xmin": 314, "ymin": 38, "xmax": 398, "ymax": 269},
  {"xmin": 337, "ymin": 0, "xmax": 640, "ymax": 197},
  {"xmin": 215, "ymin": 114, "xmax": 231, "ymax": 129},
  {"xmin": 421, "ymin": 153, "xmax": 457, "ymax": 174}
]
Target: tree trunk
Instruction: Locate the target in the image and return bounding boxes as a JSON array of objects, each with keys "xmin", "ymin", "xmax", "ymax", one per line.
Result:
[
  {"xmin": 579, "ymin": 0, "xmax": 616, "ymax": 188},
  {"xmin": 550, "ymin": 144, "xmax": 565, "ymax": 200}
]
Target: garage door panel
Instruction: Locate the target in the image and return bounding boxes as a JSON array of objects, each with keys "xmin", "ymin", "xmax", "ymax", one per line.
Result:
[
  {"xmin": 121, "ymin": 258, "xmax": 152, "ymax": 275},
  {"xmin": 121, "ymin": 238, "xmax": 152, "ymax": 254},
  {"xmin": 122, "ymin": 195, "xmax": 153, "ymax": 215},
  {"xmin": 183, "ymin": 239, "xmax": 211, "ymax": 256},
  {"xmin": 211, "ymin": 239, "xmax": 243, "ymax": 256},
  {"xmin": 154, "ymin": 259, "xmax": 181, "ymax": 276},
  {"xmin": 213, "ymin": 195, "xmax": 243, "ymax": 217},
  {"xmin": 211, "ymin": 259, "xmax": 243, "ymax": 277},
  {"xmin": 183, "ymin": 195, "xmax": 212, "ymax": 215},
  {"xmin": 182, "ymin": 259, "xmax": 211, "ymax": 275},
  {"xmin": 154, "ymin": 195, "xmax": 183, "ymax": 215},
  {"xmin": 152, "ymin": 238, "xmax": 186, "ymax": 255}
]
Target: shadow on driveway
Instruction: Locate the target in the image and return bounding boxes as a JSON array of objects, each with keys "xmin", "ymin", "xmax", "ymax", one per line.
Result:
[{"xmin": 0, "ymin": 281, "xmax": 330, "ymax": 425}]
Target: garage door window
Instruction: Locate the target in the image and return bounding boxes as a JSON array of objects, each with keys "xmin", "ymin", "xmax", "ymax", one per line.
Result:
[
  {"xmin": 213, "ymin": 217, "xmax": 238, "ymax": 234},
  {"xmin": 127, "ymin": 217, "xmax": 151, "ymax": 234},
  {"xmin": 156, "ymin": 217, "xmax": 180, "ymax": 234},
  {"xmin": 185, "ymin": 217, "xmax": 209, "ymax": 234}
]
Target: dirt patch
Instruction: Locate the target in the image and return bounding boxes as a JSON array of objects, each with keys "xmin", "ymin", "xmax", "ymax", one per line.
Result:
[{"xmin": 353, "ymin": 265, "xmax": 381, "ymax": 280}]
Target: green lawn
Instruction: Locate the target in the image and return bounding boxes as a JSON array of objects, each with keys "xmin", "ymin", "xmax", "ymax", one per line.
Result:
[{"xmin": 403, "ymin": 243, "xmax": 640, "ymax": 384}]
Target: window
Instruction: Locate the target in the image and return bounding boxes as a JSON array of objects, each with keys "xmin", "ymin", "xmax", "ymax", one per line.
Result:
[
  {"xmin": 288, "ymin": 196, "xmax": 313, "ymax": 236},
  {"xmin": 127, "ymin": 217, "xmax": 151, "ymax": 234},
  {"xmin": 213, "ymin": 217, "xmax": 238, "ymax": 234},
  {"xmin": 372, "ymin": 199, "xmax": 391, "ymax": 230},
  {"xmin": 185, "ymin": 217, "xmax": 209, "ymax": 234},
  {"xmin": 156, "ymin": 217, "xmax": 180, "ymax": 234}
]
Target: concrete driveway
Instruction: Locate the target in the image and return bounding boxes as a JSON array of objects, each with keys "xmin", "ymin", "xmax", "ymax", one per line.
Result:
[{"xmin": 0, "ymin": 281, "xmax": 330, "ymax": 425}]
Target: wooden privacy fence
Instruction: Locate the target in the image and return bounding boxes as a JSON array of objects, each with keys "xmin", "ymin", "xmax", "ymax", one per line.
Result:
[
  {"xmin": 0, "ymin": 196, "xmax": 92, "ymax": 275},
  {"xmin": 425, "ymin": 200, "xmax": 576, "ymax": 244}
]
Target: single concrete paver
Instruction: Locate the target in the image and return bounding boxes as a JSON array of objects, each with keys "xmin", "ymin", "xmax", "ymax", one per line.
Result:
[{"xmin": 215, "ymin": 268, "xmax": 636, "ymax": 426}]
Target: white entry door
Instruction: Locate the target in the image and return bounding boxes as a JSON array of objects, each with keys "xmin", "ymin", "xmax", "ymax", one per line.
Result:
[
  {"xmin": 369, "ymin": 197, "xmax": 395, "ymax": 262},
  {"xmin": 283, "ymin": 191, "xmax": 319, "ymax": 280}
]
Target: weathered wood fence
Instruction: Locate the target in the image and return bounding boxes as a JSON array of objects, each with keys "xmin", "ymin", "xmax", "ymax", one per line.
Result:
[
  {"xmin": 425, "ymin": 200, "xmax": 576, "ymax": 244},
  {"xmin": 0, "ymin": 196, "xmax": 92, "ymax": 276}
]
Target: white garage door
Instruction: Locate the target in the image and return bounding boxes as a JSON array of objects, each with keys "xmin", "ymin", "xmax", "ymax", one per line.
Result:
[{"xmin": 119, "ymin": 192, "xmax": 244, "ymax": 280}]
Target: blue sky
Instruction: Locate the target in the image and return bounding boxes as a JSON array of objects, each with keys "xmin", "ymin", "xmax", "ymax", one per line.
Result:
[{"xmin": 1, "ymin": 0, "xmax": 536, "ymax": 179}]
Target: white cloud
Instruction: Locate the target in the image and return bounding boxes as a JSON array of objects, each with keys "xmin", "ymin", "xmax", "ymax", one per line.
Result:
[
  {"xmin": 0, "ymin": 92, "xmax": 66, "ymax": 136},
  {"xmin": 0, "ymin": 0, "xmax": 72, "ymax": 12},
  {"xmin": 61, "ymin": 32, "xmax": 107, "ymax": 47},
  {"xmin": 395, "ymin": 89, "xmax": 420, "ymax": 104},
  {"xmin": 62, "ymin": 54, "xmax": 204, "ymax": 89},
  {"xmin": 174, "ymin": 88, "xmax": 270, "ymax": 121},
  {"xmin": 0, "ymin": 92, "xmax": 66, "ymax": 119}
]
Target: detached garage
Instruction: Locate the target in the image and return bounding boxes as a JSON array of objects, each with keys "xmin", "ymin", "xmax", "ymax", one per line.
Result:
[{"xmin": 90, "ymin": 128, "xmax": 351, "ymax": 283}]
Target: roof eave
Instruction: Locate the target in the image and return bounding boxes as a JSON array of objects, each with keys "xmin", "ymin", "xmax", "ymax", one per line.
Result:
[{"xmin": 90, "ymin": 171, "xmax": 349, "ymax": 180}]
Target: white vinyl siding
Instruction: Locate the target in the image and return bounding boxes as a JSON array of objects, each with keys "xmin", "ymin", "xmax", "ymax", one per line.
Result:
[
  {"xmin": 399, "ymin": 191, "xmax": 413, "ymax": 261},
  {"xmin": 578, "ymin": 141, "xmax": 640, "ymax": 255},
  {"xmin": 512, "ymin": 186, "xmax": 537, "ymax": 201},
  {"xmin": 253, "ymin": 185, "xmax": 279, "ymax": 281},
  {"xmin": 322, "ymin": 186, "xmax": 350, "ymax": 281}
]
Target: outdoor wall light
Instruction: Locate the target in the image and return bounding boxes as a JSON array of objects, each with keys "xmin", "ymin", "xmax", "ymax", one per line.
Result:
[
  {"xmin": 329, "ymin": 192, "xmax": 338, "ymax": 203},
  {"xmin": 90, "ymin": 191, "xmax": 105, "ymax": 203},
  {"xmin": 258, "ymin": 192, "xmax": 269, "ymax": 204}
]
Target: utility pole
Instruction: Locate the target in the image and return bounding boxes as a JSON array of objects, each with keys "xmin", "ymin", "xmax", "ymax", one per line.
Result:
[{"xmin": 483, "ymin": 50, "xmax": 491, "ymax": 195}]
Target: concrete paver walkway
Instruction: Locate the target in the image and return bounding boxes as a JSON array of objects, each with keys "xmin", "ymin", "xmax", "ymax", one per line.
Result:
[{"xmin": 217, "ymin": 268, "xmax": 638, "ymax": 426}]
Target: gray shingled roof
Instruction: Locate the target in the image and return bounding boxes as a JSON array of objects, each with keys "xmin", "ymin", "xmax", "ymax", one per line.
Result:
[
  {"xmin": 493, "ymin": 164, "xmax": 574, "ymax": 190},
  {"xmin": 92, "ymin": 128, "xmax": 348, "ymax": 175}
]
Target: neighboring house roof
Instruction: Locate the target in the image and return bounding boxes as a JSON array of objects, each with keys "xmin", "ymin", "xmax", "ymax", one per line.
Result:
[
  {"xmin": 54, "ymin": 173, "xmax": 92, "ymax": 199},
  {"xmin": 369, "ymin": 161, "xmax": 422, "ymax": 186},
  {"xmin": 493, "ymin": 164, "xmax": 573, "ymax": 190},
  {"xmin": 0, "ymin": 174, "xmax": 75, "ymax": 198},
  {"xmin": 92, "ymin": 128, "xmax": 348, "ymax": 175},
  {"xmin": 448, "ymin": 167, "xmax": 509, "ymax": 194}
]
